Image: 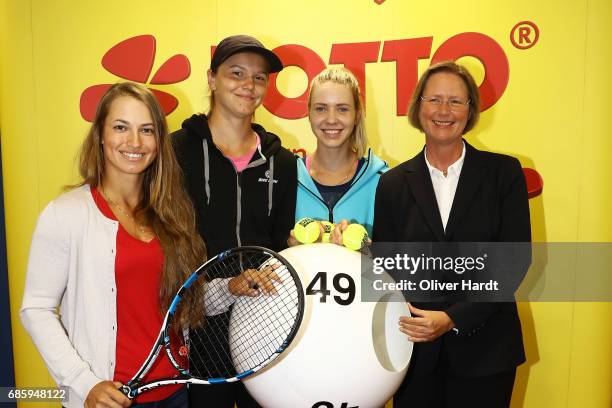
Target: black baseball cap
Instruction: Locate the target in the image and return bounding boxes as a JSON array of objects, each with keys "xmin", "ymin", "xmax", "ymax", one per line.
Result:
[{"xmin": 210, "ymin": 35, "xmax": 283, "ymax": 73}]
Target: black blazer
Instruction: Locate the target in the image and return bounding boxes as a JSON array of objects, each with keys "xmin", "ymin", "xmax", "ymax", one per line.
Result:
[{"xmin": 373, "ymin": 140, "xmax": 531, "ymax": 378}]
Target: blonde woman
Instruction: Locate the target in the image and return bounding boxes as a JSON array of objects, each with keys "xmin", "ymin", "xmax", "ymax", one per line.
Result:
[{"xmin": 291, "ymin": 67, "xmax": 387, "ymax": 244}]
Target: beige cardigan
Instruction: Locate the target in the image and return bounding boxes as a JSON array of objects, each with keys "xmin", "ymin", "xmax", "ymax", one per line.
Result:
[{"xmin": 20, "ymin": 185, "xmax": 234, "ymax": 407}]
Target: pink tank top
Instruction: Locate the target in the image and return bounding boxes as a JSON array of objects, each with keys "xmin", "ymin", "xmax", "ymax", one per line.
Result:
[{"xmin": 229, "ymin": 134, "xmax": 260, "ymax": 172}]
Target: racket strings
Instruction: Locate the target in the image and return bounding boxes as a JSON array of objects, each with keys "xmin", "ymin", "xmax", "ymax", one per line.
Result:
[
  {"xmin": 189, "ymin": 315, "xmax": 236, "ymax": 378},
  {"xmin": 170, "ymin": 277, "xmax": 236, "ymax": 378},
  {"xmin": 168, "ymin": 250, "xmax": 301, "ymax": 380},
  {"xmin": 227, "ymin": 265, "xmax": 298, "ymax": 370}
]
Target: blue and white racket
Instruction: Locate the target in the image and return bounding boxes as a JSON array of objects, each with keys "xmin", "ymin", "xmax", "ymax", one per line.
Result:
[{"xmin": 119, "ymin": 246, "xmax": 304, "ymax": 398}]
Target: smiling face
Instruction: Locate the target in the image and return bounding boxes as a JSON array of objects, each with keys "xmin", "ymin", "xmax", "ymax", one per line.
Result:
[
  {"xmin": 308, "ymin": 81, "xmax": 357, "ymax": 152},
  {"xmin": 102, "ymin": 96, "xmax": 158, "ymax": 181},
  {"xmin": 418, "ymin": 71, "xmax": 470, "ymax": 147},
  {"xmin": 208, "ymin": 52, "xmax": 269, "ymax": 119}
]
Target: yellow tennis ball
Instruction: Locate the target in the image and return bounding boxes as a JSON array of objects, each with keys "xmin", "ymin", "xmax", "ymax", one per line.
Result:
[
  {"xmin": 320, "ymin": 221, "xmax": 335, "ymax": 243},
  {"xmin": 294, "ymin": 217, "xmax": 320, "ymax": 244},
  {"xmin": 342, "ymin": 223, "xmax": 369, "ymax": 251}
]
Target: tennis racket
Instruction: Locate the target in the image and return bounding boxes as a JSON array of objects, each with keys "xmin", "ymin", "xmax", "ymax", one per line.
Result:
[{"xmin": 119, "ymin": 246, "xmax": 304, "ymax": 398}]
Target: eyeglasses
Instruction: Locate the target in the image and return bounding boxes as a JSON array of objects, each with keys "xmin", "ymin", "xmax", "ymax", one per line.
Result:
[{"xmin": 420, "ymin": 96, "xmax": 470, "ymax": 111}]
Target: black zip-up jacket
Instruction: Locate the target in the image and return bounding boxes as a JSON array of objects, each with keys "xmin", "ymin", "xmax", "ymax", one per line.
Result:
[{"xmin": 172, "ymin": 114, "xmax": 297, "ymax": 262}]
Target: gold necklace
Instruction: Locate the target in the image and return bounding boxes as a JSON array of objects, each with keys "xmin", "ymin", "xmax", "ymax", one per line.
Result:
[
  {"xmin": 310, "ymin": 155, "xmax": 358, "ymax": 185},
  {"xmin": 100, "ymin": 187, "xmax": 147, "ymax": 236}
]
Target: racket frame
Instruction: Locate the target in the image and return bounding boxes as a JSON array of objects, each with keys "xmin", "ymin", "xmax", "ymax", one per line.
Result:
[{"xmin": 120, "ymin": 246, "xmax": 304, "ymax": 398}]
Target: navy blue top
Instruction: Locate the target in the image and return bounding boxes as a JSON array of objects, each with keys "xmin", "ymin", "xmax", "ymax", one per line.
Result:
[{"xmin": 307, "ymin": 158, "xmax": 365, "ymax": 210}]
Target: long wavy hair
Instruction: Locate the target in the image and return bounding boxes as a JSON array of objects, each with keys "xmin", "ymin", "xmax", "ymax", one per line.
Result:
[{"xmin": 75, "ymin": 82, "xmax": 207, "ymax": 329}]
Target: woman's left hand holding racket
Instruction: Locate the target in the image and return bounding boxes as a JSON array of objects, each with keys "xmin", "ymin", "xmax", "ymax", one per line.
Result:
[{"xmin": 228, "ymin": 263, "xmax": 282, "ymax": 297}]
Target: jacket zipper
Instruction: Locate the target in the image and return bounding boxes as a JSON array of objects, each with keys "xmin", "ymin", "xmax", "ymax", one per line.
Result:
[
  {"xmin": 299, "ymin": 154, "xmax": 373, "ymax": 223},
  {"xmin": 235, "ymin": 172, "xmax": 242, "ymax": 247},
  {"xmin": 210, "ymin": 141, "xmax": 268, "ymax": 247}
]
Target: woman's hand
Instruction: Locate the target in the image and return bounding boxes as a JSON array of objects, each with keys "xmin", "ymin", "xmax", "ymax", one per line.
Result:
[
  {"xmin": 328, "ymin": 219, "xmax": 349, "ymax": 245},
  {"xmin": 228, "ymin": 265, "xmax": 282, "ymax": 297},
  {"xmin": 399, "ymin": 303, "xmax": 455, "ymax": 342},
  {"xmin": 84, "ymin": 381, "xmax": 131, "ymax": 408},
  {"xmin": 287, "ymin": 229, "xmax": 301, "ymax": 247},
  {"xmin": 329, "ymin": 220, "xmax": 372, "ymax": 249}
]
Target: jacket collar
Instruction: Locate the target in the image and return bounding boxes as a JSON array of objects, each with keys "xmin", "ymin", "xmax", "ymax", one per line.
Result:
[
  {"xmin": 402, "ymin": 139, "xmax": 487, "ymax": 241},
  {"xmin": 444, "ymin": 142, "xmax": 487, "ymax": 239},
  {"xmin": 297, "ymin": 149, "xmax": 387, "ymax": 201},
  {"xmin": 181, "ymin": 113, "xmax": 282, "ymax": 159}
]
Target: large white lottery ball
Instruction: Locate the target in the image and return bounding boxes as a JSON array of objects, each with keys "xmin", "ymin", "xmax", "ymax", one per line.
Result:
[{"xmin": 241, "ymin": 244, "xmax": 412, "ymax": 408}]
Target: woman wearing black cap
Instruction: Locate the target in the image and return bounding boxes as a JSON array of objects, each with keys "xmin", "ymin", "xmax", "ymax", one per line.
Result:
[{"xmin": 172, "ymin": 35, "xmax": 296, "ymax": 408}]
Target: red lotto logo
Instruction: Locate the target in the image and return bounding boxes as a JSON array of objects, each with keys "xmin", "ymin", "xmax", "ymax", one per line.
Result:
[
  {"xmin": 79, "ymin": 35, "xmax": 190, "ymax": 121},
  {"xmin": 79, "ymin": 32, "xmax": 542, "ymax": 199}
]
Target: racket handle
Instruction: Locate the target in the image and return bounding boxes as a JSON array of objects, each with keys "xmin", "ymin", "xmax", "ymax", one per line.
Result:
[{"xmin": 119, "ymin": 385, "xmax": 133, "ymax": 399}]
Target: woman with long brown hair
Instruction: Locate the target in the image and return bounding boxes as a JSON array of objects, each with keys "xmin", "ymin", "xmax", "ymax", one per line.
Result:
[{"xmin": 21, "ymin": 82, "xmax": 256, "ymax": 408}]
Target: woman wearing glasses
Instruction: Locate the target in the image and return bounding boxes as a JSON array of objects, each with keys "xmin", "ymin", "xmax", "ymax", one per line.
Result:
[{"xmin": 373, "ymin": 61, "xmax": 531, "ymax": 407}]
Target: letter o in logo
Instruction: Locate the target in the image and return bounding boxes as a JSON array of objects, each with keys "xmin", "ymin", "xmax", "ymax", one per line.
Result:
[
  {"xmin": 432, "ymin": 32, "xmax": 509, "ymax": 111},
  {"xmin": 263, "ymin": 44, "xmax": 326, "ymax": 119}
]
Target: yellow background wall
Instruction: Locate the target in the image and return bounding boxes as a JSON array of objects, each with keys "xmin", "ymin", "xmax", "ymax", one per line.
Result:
[{"xmin": 1, "ymin": 0, "xmax": 611, "ymax": 407}]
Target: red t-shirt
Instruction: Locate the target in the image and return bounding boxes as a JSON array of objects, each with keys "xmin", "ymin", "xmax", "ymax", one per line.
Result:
[{"xmin": 92, "ymin": 187, "xmax": 182, "ymax": 403}]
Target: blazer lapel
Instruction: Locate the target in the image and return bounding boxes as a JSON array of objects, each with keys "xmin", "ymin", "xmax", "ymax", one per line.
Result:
[
  {"xmin": 444, "ymin": 141, "xmax": 487, "ymax": 239},
  {"xmin": 403, "ymin": 151, "xmax": 445, "ymax": 241}
]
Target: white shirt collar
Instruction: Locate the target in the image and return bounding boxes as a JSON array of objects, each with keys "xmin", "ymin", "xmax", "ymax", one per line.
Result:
[{"xmin": 424, "ymin": 141, "xmax": 466, "ymax": 178}]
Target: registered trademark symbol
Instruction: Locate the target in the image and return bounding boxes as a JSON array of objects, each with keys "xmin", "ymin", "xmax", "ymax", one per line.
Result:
[{"xmin": 510, "ymin": 21, "xmax": 539, "ymax": 49}]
